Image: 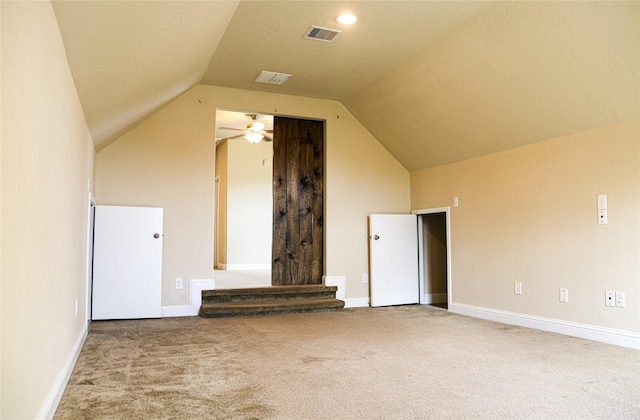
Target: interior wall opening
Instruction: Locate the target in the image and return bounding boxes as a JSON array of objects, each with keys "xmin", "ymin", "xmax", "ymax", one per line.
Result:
[
  {"xmin": 420, "ymin": 212, "xmax": 448, "ymax": 309},
  {"xmin": 214, "ymin": 109, "xmax": 273, "ymax": 289}
]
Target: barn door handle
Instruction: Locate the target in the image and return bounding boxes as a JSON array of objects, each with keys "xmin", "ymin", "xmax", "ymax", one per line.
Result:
[
  {"xmin": 373, "ymin": 235, "xmax": 380, "ymax": 240},
  {"xmin": 153, "ymin": 233, "xmax": 160, "ymax": 239}
]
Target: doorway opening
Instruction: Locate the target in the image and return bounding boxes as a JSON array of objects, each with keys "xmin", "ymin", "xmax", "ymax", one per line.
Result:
[
  {"xmin": 213, "ymin": 110, "xmax": 326, "ymax": 289},
  {"xmin": 214, "ymin": 109, "xmax": 274, "ymax": 288},
  {"xmin": 415, "ymin": 207, "xmax": 451, "ymax": 310}
]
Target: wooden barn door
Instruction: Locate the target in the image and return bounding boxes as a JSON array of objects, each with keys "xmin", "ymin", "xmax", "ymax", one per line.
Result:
[{"xmin": 272, "ymin": 117, "xmax": 324, "ymax": 285}]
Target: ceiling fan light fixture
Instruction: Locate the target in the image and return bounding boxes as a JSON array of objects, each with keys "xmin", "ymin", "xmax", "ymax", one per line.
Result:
[
  {"xmin": 245, "ymin": 132, "xmax": 264, "ymax": 143},
  {"xmin": 249, "ymin": 121, "xmax": 266, "ymax": 132}
]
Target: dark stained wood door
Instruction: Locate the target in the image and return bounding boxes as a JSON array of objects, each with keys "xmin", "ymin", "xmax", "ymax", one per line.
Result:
[{"xmin": 272, "ymin": 117, "xmax": 324, "ymax": 285}]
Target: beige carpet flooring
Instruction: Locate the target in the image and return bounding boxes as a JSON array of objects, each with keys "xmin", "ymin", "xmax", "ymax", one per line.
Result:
[{"xmin": 55, "ymin": 306, "xmax": 640, "ymax": 419}]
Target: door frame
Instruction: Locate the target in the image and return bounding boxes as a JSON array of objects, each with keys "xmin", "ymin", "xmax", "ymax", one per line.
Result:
[
  {"xmin": 412, "ymin": 207, "xmax": 452, "ymax": 307},
  {"xmin": 85, "ymin": 192, "xmax": 95, "ymax": 323},
  {"xmin": 213, "ymin": 108, "xmax": 326, "ymax": 282}
]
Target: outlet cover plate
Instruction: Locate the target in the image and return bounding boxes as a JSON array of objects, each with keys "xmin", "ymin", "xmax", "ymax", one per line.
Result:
[
  {"xmin": 559, "ymin": 288, "xmax": 569, "ymax": 303},
  {"xmin": 605, "ymin": 291, "xmax": 615, "ymax": 307}
]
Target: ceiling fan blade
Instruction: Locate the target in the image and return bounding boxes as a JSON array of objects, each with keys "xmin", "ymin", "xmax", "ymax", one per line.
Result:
[
  {"xmin": 263, "ymin": 129, "xmax": 273, "ymax": 134},
  {"xmin": 218, "ymin": 127, "xmax": 246, "ymax": 132},
  {"xmin": 263, "ymin": 135, "xmax": 273, "ymax": 142}
]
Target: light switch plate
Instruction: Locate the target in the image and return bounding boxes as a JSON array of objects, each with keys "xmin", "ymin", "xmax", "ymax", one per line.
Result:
[{"xmin": 597, "ymin": 194, "xmax": 607, "ymax": 210}]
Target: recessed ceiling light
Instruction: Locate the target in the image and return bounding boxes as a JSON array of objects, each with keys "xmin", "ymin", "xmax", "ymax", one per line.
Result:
[{"xmin": 337, "ymin": 14, "xmax": 357, "ymax": 25}]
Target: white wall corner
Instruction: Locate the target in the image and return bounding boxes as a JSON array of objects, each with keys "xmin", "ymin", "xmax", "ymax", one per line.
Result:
[
  {"xmin": 161, "ymin": 279, "xmax": 214, "ymax": 317},
  {"xmin": 39, "ymin": 322, "xmax": 88, "ymax": 420},
  {"xmin": 449, "ymin": 302, "xmax": 640, "ymax": 350},
  {"xmin": 323, "ymin": 275, "xmax": 346, "ymax": 300}
]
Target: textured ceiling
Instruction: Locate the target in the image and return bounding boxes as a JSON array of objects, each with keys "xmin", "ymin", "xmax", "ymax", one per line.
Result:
[
  {"xmin": 53, "ymin": 1, "xmax": 639, "ymax": 171},
  {"xmin": 52, "ymin": 0, "xmax": 239, "ymax": 150},
  {"xmin": 343, "ymin": 1, "xmax": 640, "ymax": 171},
  {"xmin": 201, "ymin": 1, "xmax": 491, "ymax": 100}
]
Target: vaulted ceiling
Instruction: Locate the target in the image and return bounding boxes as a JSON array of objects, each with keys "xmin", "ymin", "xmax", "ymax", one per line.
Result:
[{"xmin": 53, "ymin": 1, "xmax": 639, "ymax": 171}]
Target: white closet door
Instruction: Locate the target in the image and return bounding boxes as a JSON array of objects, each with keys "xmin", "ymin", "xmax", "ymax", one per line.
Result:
[
  {"xmin": 92, "ymin": 205, "xmax": 163, "ymax": 320},
  {"xmin": 369, "ymin": 214, "xmax": 419, "ymax": 307}
]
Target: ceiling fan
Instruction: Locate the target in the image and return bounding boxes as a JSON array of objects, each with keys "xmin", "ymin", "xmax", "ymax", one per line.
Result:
[{"xmin": 219, "ymin": 114, "xmax": 273, "ymax": 143}]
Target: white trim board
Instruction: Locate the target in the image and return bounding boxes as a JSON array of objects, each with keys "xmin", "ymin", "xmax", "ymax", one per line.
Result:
[
  {"xmin": 344, "ymin": 297, "xmax": 370, "ymax": 308},
  {"xmin": 39, "ymin": 323, "xmax": 88, "ymax": 420},
  {"xmin": 323, "ymin": 275, "xmax": 346, "ymax": 300},
  {"xmin": 450, "ymin": 302, "xmax": 640, "ymax": 350},
  {"xmin": 217, "ymin": 264, "xmax": 270, "ymax": 271},
  {"xmin": 161, "ymin": 279, "xmax": 215, "ymax": 317}
]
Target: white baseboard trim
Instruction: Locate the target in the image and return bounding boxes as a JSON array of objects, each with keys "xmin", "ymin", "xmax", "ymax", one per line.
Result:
[
  {"xmin": 344, "ymin": 297, "xmax": 370, "ymax": 308},
  {"xmin": 162, "ymin": 279, "xmax": 215, "ymax": 317},
  {"xmin": 218, "ymin": 264, "xmax": 270, "ymax": 271},
  {"xmin": 323, "ymin": 275, "xmax": 346, "ymax": 300},
  {"xmin": 39, "ymin": 322, "xmax": 88, "ymax": 420},
  {"xmin": 449, "ymin": 302, "xmax": 640, "ymax": 350},
  {"xmin": 423, "ymin": 293, "xmax": 447, "ymax": 304}
]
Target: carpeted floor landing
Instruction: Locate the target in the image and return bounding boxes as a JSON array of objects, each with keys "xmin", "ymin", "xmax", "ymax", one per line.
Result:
[{"xmin": 55, "ymin": 306, "xmax": 640, "ymax": 419}]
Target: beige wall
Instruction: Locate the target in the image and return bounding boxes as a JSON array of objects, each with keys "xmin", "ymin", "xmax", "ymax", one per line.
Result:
[
  {"xmin": 1, "ymin": 2, "xmax": 95, "ymax": 418},
  {"xmin": 96, "ymin": 84, "xmax": 410, "ymax": 304},
  {"xmin": 225, "ymin": 137, "xmax": 272, "ymax": 267},
  {"xmin": 95, "ymin": 88, "xmax": 217, "ymax": 306},
  {"xmin": 411, "ymin": 120, "xmax": 639, "ymax": 333}
]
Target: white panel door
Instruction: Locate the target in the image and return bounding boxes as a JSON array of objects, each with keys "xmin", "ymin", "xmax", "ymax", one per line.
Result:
[
  {"xmin": 369, "ymin": 214, "xmax": 419, "ymax": 307},
  {"xmin": 92, "ymin": 205, "xmax": 163, "ymax": 320}
]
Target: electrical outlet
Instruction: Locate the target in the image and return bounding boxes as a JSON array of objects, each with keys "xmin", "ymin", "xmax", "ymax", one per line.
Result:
[
  {"xmin": 362, "ymin": 274, "xmax": 368, "ymax": 284},
  {"xmin": 559, "ymin": 288, "xmax": 568, "ymax": 303},
  {"xmin": 175, "ymin": 278, "xmax": 183, "ymax": 290},
  {"xmin": 615, "ymin": 292, "xmax": 625, "ymax": 308},
  {"xmin": 514, "ymin": 281, "xmax": 522, "ymax": 295},
  {"xmin": 605, "ymin": 291, "xmax": 615, "ymax": 307},
  {"xmin": 598, "ymin": 209, "xmax": 607, "ymax": 224}
]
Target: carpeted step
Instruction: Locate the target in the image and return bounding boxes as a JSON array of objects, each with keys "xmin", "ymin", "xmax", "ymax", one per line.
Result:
[
  {"xmin": 201, "ymin": 285, "xmax": 339, "ymax": 304},
  {"xmin": 199, "ymin": 298, "xmax": 345, "ymax": 318}
]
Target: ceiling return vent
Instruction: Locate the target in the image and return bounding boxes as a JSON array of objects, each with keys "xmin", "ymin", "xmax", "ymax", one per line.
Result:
[
  {"xmin": 303, "ymin": 26, "xmax": 341, "ymax": 43},
  {"xmin": 254, "ymin": 71, "xmax": 292, "ymax": 85}
]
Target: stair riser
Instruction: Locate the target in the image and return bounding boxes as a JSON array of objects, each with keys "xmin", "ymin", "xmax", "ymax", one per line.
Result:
[
  {"xmin": 199, "ymin": 305, "xmax": 344, "ymax": 318},
  {"xmin": 202, "ymin": 291, "xmax": 337, "ymax": 304}
]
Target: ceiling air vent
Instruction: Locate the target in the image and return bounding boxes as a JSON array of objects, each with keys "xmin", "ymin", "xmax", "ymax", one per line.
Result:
[
  {"xmin": 254, "ymin": 71, "xmax": 292, "ymax": 86},
  {"xmin": 303, "ymin": 26, "xmax": 341, "ymax": 43}
]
